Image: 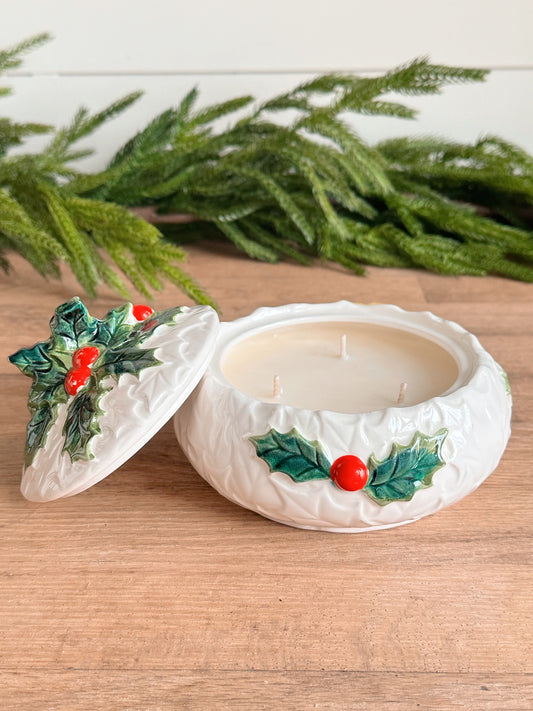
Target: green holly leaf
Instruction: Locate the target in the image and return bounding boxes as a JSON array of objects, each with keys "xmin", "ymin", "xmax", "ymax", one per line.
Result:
[
  {"xmin": 62, "ymin": 376, "xmax": 108, "ymax": 462},
  {"xmin": 250, "ymin": 428, "xmax": 331, "ymax": 482},
  {"xmin": 90, "ymin": 303, "xmax": 131, "ymax": 348},
  {"xmin": 10, "ymin": 341, "xmax": 54, "ymax": 377},
  {"xmin": 117, "ymin": 305, "xmax": 184, "ymax": 350},
  {"xmin": 24, "ymin": 402, "xmax": 54, "ymax": 467},
  {"xmin": 10, "ymin": 337, "xmax": 71, "ymax": 467},
  {"xmin": 136, "ymin": 306, "xmax": 184, "ymax": 336},
  {"xmin": 365, "ymin": 429, "xmax": 448, "ymax": 505},
  {"xmin": 9, "ymin": 301, "xmax": 100, "ymax": 467},
  {"xmin": 9, "ymin": 336, "xmax": 71, "ymax": 376},
  {"xmin": 98, "ymin": 343, "xmax": 161, "ymax": 378},
  {"xmin": 95, "ymin": 305, "xmax": 183, "ymax": 377},
  {"xmin": 49, "ymin": 297, "xmax": 100, "ymax": 350},
  {"xmin": 24, "ymin": 378, "xmax": 69, "ymax": 462}
]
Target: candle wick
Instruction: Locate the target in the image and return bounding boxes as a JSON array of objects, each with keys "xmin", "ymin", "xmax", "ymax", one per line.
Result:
[
  {"xmin": 273, "ymin": 374, "xmax": 282, "ymax": 398},
  {"xmin": 397, "ymin": 381, "xmax": 407, "ymax": 405},
  {"xmin": 340, "ymin": 334, "xmax": 348, "ymax": 360}
]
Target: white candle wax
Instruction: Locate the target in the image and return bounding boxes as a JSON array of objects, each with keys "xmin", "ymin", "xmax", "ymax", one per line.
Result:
[{"xmin": 222, "ymin": 321, "xmax": 459, "ymax": 413}]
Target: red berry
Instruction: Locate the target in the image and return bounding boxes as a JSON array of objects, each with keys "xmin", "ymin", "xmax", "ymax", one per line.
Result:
[
  {"xmin": 64, "ymin": 367, "xmax": 91, "ymax": 396},
  {"xmin": 132, "ymin": 304, "xmax": 154, "ymax": 321},
  {"xmin": 72, "ymin": 346, "xmax": 99, "ymax": 369},
  {"xmin": 330, "ymin": 455, "xmax": 369, "ymax": 491}
]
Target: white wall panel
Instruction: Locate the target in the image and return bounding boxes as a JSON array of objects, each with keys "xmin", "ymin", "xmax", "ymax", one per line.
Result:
[
  {"xmin": 0, "ymin": 1, "xmax": 532, "ymax": 73},
  {"xmin": 0, "ymin": 1, "xmax": 531, "ymax": 160}
]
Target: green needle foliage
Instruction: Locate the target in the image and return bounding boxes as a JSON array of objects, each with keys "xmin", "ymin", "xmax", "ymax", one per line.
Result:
[
  {"xmin": 1, "ymin": 35, "xmax": 533, "ymax": 306},
  {"xmin": 0, "ymin": 34, "xmax": 212, "ymax": 305}
]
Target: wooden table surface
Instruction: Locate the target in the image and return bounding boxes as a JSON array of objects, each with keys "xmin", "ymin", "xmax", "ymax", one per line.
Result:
[{"xmin": 0, "ymin": 246, "xmax": 531, "ymax": 710}]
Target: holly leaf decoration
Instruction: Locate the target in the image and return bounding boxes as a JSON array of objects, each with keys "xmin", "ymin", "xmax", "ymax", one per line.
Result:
[
  {"xmin": 23, "ymin": 379, "xmax": 69, "ymax": 466},
  {"xmin": 250, "ymin": 427, "xmax": 449, "ymax": 505},
  {"xmin": 49, "ymin": 298, "xmax": 101, "ymax": 350},
  {"xmin": 60, "ymin": 304, "xmax": 183, "ymax": 460},
  {"xmin": 10, "ymin": 327, "xmax": 71, "ymax": 466},
  {"xmin": 98, "ymin": 342, "xmax": 161, "ymax": 378},
  {"xmin": 90, "ymin": 303, "xmax": 131, "ymax": 348},
  {"xmin": 365, "ymin": 429, "xmax": 448, "ymax": 505},
  {"xmin": 96, "ymin": 305, "xmax": 183, "ymax": 377},
  {"xmin": 137, "ymin": 306, "xmax": 184, "ymax": 337},
  {"xmin": 9, "ymin": 340, "xmax": 68, "ymax": 377},
  {"xmin": 62, "ymin": 376, "xmax": 108, "ymax": 462},
  {"xmin": 24, "ymin": 402, "xmax": 54, "ymax": 467},
  {"xmin": 250, "ymin": 428, "xmax": 331, "ymax": 482},
  {"xmin": 10, "ymin": 298, "xmax": 185, "ymax": 466}
]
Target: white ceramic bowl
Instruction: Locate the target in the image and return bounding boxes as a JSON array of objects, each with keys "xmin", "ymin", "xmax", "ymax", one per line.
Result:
[{"xmin": 174, "ymin": 302, "xmax": 512, "ymax": 532}]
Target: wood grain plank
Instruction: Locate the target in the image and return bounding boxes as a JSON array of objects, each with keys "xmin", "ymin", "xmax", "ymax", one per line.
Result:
[
  {"xmin": 417, "ymin": 272, "xmax": 533, "ymax": 304},
  {"xmin": 0, "ymin": 670, "xmax": 531, "ymax": 711}
]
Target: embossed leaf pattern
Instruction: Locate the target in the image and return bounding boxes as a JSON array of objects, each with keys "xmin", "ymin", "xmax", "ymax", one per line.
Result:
[
  {"xmin": 250, "ymin": 428, "xmax": 331, "ymax": 482},
  {"xmin": 9, "ymin": 298, "xmax": 184, "ymax": 465},
  {"xmin": 365, "ymin": 429, "xmax": 448, "ymax": 505}
]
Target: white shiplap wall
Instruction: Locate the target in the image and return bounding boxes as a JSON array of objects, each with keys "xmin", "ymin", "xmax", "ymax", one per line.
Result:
[{"xmin": 1, "ymin": 0, "xmax": 532, "ymax": 169}]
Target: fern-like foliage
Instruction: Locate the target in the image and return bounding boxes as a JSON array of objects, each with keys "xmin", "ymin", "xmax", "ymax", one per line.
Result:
[
  {"xmin": 1, "ymin": 35, "xmax": 533, "ymax": 305},
  {"xmin": 0, "ymin": 35, "xmax": 213, "ymax": 305}
]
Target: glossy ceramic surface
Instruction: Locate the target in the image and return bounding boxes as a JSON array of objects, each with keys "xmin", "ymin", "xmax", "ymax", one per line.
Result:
[{"xmin": 174, "ymin": 302, "xmax": 512, "ymax": 532}]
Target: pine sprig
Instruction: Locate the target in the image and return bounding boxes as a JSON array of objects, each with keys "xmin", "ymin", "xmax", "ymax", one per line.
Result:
[
  {"xmin": 380, "ymin": 134, "xmax": 533, "ymax": 224},
  {"xmin": 0, "ymin": 36, "xmax": 217, "ymax": 306},
  {"xmin": 1, "ymin": 36, "xmax": 533, "ymax": 304},
  {"xmin": 0, "ymin": 33, "xmax": 51, "ymax": 76},
  {"xmin": 42, "ymin": 92, "xmax": 142, "ymax": 171}
]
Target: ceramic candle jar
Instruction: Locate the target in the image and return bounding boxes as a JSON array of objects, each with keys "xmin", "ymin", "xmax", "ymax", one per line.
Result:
[
  {"xmin": 11, "ymin": 297, "xmax": 512, "ymax": 529},
  {"xmin": 174, "ymin": 302, "xmax": 512, "ymax": 532}
]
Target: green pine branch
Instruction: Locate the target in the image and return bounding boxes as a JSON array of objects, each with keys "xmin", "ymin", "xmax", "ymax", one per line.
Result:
[{"xmin": 1, "ymin": 34, "xmax": 533, "ymax": 308}]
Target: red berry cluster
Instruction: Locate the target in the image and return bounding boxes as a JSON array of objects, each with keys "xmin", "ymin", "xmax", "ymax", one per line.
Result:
[
  {"xmin": 64, "ymin": 346, "xmax": 99, "ymax": 396},
  {"xmin": 330, "ymin": 455, "xmax": 368, "ymax": 491},
  {"xmin": 63, "ymin": 304, "xmax": 154, "ymax": 396}
]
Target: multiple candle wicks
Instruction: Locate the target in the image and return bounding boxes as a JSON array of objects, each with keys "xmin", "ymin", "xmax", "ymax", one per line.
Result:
[{"xmin": 272, "ymin": 334, "xmax": 408, "ymax": 406}]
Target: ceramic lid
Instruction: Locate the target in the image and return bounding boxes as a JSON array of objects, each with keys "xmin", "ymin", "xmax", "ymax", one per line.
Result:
[{"xmin": 9, "ymin": 298, "xmax": 220, "ymax": 502}]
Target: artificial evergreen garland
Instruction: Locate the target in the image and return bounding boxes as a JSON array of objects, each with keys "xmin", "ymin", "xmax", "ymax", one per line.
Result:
[{"xmin": 1, "ymin": 34, "xmax": 532, "ymax": 306}]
